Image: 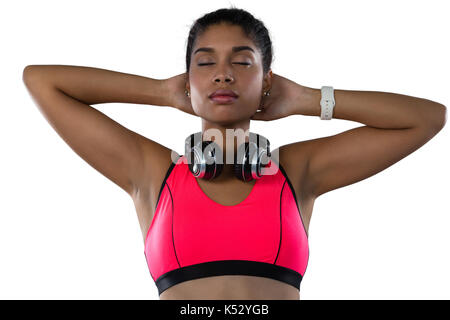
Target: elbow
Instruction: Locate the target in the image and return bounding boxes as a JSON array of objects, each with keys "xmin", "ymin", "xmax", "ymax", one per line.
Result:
[
  {"xmin": 22, "ymin": 65, "xmax": 49, "ymax": 89},
  {"xmin": 433, "ymin": 104, "xmax": 447, "ymax": 131},
  {"xmin": 22, "ymin": 65, "xmax": 39, "ymax": 87},
  {"xmin": 422, "ymin": 103, "xmax": 447, "ymax": 132},
  {"xmin": 22, "ymin": 65, "xmax": 32, "ymax": 85},
  {"xmin": 23, "ymin": 65, "xmax": 38, "ymax": 77}
]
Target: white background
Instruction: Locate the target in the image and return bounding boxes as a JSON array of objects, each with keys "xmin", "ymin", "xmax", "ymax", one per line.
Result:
[{"xmin": 2, "ymin": 0, "xmax": 449, "ymax": 299}]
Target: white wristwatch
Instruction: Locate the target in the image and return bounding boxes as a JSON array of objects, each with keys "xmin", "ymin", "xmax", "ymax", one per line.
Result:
[{"xmin": 320, "ymin": 86, "xmax": 335, "ymax": 120}]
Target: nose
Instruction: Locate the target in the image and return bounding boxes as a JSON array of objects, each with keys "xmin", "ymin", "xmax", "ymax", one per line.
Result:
[
  {"xmin": 213, "ymin": 75, "xmax": 234, "ymax": 83},
  {"xmin": 213, "ymin": 67, "xmax": 234, "ymax": 83}
]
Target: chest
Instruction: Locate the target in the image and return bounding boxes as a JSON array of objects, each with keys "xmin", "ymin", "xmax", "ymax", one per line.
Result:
[
  {"xmin": 133, "ymin": 178, "xmax": 257, "ymax": 240},
  {"xmin": 133, "ymin": 167, "xmax": 313, "ymax": 243},
  {"xmin": 195, "ymin": 177, "xmax": 257, "ymax": 206}
]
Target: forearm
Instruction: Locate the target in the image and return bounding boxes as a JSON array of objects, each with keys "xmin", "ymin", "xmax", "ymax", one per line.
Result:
[
  {"xmin": 296, "ymin": 86, "xmax": 447, "ymax": 129},
  {"xmin": 23, "ymin": 65, "xmax": 169, "ymax": 106}
]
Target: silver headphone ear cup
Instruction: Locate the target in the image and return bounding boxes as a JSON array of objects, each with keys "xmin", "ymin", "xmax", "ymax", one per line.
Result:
[
  {"xmin": 186, "ymin": 145, "xmax": 202, "ymax": 178},
  {"xmin": 233, "ymin": 133, "xmax": 272, "ymax": 181},
  {"xmin": 185, "ymin": 132, "xmax": 202, "ymax": 166},
  {"xmin": 186, "ymin": 132, "xmax": 203, "ymax": 178},
  {"xmin": 185, "ymin": 132, "xmax": 224, "ymax": 180},
  {"xmin": 251, "ymin": 133, "xmax": 271, "ymax": 177}
]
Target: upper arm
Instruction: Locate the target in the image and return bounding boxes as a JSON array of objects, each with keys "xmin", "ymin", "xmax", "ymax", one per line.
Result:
[
  {"xmin": 301, "ymin": 124, "xmax": 443, "ymax": 198},
  {"xmin": 23, "ymin": 66, "xmax": 175, "ymax": 197}
]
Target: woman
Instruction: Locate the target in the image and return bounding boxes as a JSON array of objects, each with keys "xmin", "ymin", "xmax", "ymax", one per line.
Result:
[{"xmin": 22, "ymin": 8, "xmax": 446, "ymax": 300}]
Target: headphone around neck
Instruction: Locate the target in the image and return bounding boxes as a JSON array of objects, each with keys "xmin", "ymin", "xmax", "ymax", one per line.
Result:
[{"xmin": 185, "ymin": 131, "xmax": 271, "ymax": 182}]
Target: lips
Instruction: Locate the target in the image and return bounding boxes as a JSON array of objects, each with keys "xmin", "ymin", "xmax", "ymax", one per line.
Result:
[
  {"xmin": 209, "ymin": 89, "xmax": 238, "ymax": 99},
  {"xmin": 210, "ymin": 95, "xmax": 237, "ymax": 104}
]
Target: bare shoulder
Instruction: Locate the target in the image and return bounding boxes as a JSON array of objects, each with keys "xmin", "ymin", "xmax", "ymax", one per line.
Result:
[
  {"xmin": 132, "ymin": 136, "xmax": 180, "ymax": 204},
  {"xmin": 131, "ymin": 137, "xmax": 180, "ymax": 241},
  {"xmin": 276, "ymin": 138, "xmax": 318, "ymax": 200}
]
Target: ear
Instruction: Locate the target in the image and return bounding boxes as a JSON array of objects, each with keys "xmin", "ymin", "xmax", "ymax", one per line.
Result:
[
  {"xmin": 262, "ymin": 69, "xmax": 273, "ymax": 92},
  {"xmin": 185, "ymin": 73, "xmax": 190, "ymax": 92}
]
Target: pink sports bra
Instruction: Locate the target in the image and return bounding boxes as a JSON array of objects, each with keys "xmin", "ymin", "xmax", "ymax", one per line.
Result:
[{"xmin": 144, "ymin": 154, "xmax": 309, "ymax": 296}]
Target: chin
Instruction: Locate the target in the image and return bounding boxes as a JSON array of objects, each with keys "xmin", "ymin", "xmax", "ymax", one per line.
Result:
[{"xmin": 207, "ymin": 116, "xmax": 247, "ymax": 127}]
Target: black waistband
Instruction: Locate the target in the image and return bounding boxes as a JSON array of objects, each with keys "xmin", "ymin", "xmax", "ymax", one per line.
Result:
[{"xmin": 155, "ymin": 260, "xmax": 302, "ymax": 296}]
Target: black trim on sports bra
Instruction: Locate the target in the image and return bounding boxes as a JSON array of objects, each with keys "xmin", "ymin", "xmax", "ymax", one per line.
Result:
[
  {"xmin": 155, "ymin": 260, "xmax": 302, "ymax": 296},
  {"xmin": 277, "ymin": 162, "xmax": 308, "ymax": 238},
  {"xmin": 273, "ymin": 180, "xmax": 287, "ymax": 265},
  {"xmin": 155, "ymin": 154, "xmax": 182, "ymax": 212},
  {"xmin": 277, "ymin": 161, "xmax": 311, "ymax": 279}
]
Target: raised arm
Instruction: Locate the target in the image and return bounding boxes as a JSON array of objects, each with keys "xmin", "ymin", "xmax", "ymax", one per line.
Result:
[
  {"xmin": 279, "ymin": 86, "xmax": 447, "ymax": 199},
  {"xmin": 22, "ymin": 65, "xmax": 177, "ymax": 198}
]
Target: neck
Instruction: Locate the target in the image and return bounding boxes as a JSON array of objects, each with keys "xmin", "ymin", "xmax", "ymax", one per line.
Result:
[{"xmin": 201, "ymin": 119, "xmax": 251, "ymax": 179}]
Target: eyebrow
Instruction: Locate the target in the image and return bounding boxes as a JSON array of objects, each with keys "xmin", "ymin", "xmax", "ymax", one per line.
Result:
[{"xmin": 193, "ymin": 46, "xmax": 255, "ymax": 55}]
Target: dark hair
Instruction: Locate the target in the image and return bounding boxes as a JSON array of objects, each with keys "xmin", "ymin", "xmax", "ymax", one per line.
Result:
[{"xmin": 186, "ymin": 7, "xmax": 274, "ymax": 75}]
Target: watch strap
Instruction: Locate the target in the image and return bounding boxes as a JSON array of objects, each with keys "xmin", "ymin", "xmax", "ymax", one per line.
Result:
[{"xmin": 320, "ymin": 86, "xmax": 335, "ymax": 120}]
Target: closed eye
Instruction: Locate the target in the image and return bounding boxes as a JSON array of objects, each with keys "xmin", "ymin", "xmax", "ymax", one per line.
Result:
[{"xmin": 197, "ymin": 63, "xmax": 250, "ymax": 66}]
